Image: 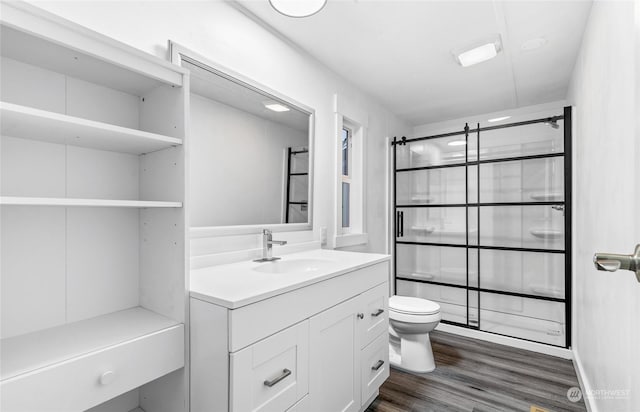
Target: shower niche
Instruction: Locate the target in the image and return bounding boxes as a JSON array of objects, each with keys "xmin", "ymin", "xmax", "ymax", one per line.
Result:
[{"xmin": 393, "ymin": 108, "xmax": 571, "ymax": 348}]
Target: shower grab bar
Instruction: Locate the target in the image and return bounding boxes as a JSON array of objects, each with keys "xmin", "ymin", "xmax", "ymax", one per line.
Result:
[{"xmin": 593, "ymin": 244, "xmax": 640, "ymax": 283}]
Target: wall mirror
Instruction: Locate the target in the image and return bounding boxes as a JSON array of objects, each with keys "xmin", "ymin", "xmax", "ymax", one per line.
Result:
[{"xmin": 170, "ymin": 43, "xmax": 314, "ymax": 232}]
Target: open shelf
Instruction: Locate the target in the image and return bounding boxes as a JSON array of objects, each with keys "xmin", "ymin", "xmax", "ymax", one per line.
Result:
[
  {"xmin": 1, "ymin": 102, "xmax": 183, "ymax": 155},
  {"xmin": 0, "ymin": 23, "xmax": 183, "ymax": 94},
  {"xmin": 0, "ymin": 197, "xmax": 182, "ymax": 208},
  {"xmin": 1, "ymin": 307, "xmax": 181, "ymax": 381}
]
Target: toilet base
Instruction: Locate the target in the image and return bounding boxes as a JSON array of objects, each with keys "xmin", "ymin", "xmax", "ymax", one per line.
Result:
[
  {"xmin": 389, "ymin": 359, "xmax": 436, "ymax": 374},
  {"xmin": 388, "ymin": 332, "xmax": 436, "ymax": 373}
]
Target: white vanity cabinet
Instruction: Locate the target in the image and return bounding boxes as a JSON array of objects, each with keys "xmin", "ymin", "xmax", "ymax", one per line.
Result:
[
  {"xmin": 302, "ymin": 282, "xmax": 390, "ymax": 412},
  {"xmin": 190, "ymin": 251, "xmax": 391, "ymax": 412}
]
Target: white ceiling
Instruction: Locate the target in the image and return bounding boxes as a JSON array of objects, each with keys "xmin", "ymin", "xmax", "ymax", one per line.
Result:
[{"xmin": 234, "ymin": 0, "xmax": 592, "ymax": 126}]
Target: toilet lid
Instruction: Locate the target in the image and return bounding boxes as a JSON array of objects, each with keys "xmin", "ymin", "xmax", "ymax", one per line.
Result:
[{"xmin": 389, "ymin": 295, "xmax": 440, "ymax": 315}]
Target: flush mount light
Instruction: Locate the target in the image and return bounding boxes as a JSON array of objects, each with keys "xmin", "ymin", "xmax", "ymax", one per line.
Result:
[
  {"xmin": 488, "ymin": 116, "xmax": 511, "ymax": 123},
  {"xmin": 454, "ymin": 36, "xmax": 502, "ymax": 67},
  {"xmin": 269, "ymin": 0, "xmax": 327, "ymax": 18},
  {"xmin": 457, "ymin": 43, "xmax": 497, "ymax": 67},
  {"xmin": 263, "ymin": 101, "xmax": 290, "ymax": 112},
  {"xmin": 447, "ymin": 140, "xmax": 467, "ymax": 147}
]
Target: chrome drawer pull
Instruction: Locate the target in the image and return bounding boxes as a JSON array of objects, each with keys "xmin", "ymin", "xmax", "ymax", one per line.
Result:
[
  {"xmin": 371, "ymin": 308, "xmax": 384, "ymax": 317},
  {"xmin": 264, "ymin": 368, "xmax": 292, "ymax": 387},
  {"xmin": 371, "ymin": 360, "xmax": 384, "ymax": 371}
]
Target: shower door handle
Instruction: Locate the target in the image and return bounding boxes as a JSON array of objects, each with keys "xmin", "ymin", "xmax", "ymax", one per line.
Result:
[
  {"xmin": 593, "ymin": 244, "xmax": 640, "ymax": 283},
  {"xmin": 396, "ymin": 211, "xmax": 404, "ymax": 237}
]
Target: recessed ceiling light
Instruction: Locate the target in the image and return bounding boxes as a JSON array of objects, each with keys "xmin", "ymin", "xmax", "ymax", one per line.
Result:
[
  {"xmin": 269, "ymin": 0, "xmax": 327, "ymax": 18},
  {"xmin": 488, "ymin": 116, "xmax": 511, "ymax": 123},
  {"xmin": 521, "ymin": 37, "xmax": 548, "ymax": 51},
  {"xmin": 456, "ymin": 42, "xmax": 500, "ymax": 67},
  {"xmin": 448, "ymin": 140, "xmax": 467, "ymax": 146},
  {"xmin": 264, "ymin": 101, "xmax": 290, "ymax": 112}
]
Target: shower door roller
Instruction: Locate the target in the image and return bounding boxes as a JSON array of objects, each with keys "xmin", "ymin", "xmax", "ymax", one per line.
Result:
[{"xmin": 593, "ymin": 244, "xmax": 640, "ymax": 282}]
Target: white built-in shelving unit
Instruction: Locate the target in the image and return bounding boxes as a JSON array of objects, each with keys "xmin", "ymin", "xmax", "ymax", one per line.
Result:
[{"xmin": 1, "ymin": 3, "xmax": 188, "ymax": 412}]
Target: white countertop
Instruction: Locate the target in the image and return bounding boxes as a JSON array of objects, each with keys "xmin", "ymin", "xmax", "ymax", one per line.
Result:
[{"xmin": 190, "ymin": 249, "xmax": 390, "ymax": 309}]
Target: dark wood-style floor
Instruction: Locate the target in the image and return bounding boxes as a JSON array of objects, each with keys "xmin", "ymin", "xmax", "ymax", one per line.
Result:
[{"xmin": 367, "ymin": 331, "xmax": 586, "ymax": 412}]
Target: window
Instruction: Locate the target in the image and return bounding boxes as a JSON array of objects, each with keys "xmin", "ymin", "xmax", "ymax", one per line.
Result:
[
  {"xmin": 341, "ymin": 127, "xmax": 352, "ymax": 229},
  {"xmin": 334, "ymin": 94, "xmax": 368, "ymax": 248}
]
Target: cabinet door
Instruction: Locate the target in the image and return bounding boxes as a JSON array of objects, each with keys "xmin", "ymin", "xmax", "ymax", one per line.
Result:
[
  {"xmin": 357, "ymin": 283, "xmax": 389, "ymax": 348},
  {"xmin": 308, "ymin": 296, "xmax": 359, "ymax": 412},
  {"xmin": 230, "ymin": 320, "xmax": 309, "ymax": 412}
]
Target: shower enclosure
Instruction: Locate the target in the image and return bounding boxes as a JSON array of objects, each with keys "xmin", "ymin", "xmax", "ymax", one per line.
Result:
[
  {"xmin": 392, "ymin": 107, "xmax": 571, "ymax": 348},
  {"xmin": 285, "ymin": 146, "xmax": 309, "ymax": 223}
]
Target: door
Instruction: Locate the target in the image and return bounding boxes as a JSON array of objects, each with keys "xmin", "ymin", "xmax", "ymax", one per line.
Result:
[
  {"xmin": 572, "ymin": 2, "xmax": 639, "ymax": 409},
  {"xmin": 308, "ymin": 297, "xmax": 359, "ymax": 412},
  {"xmin": 393, "ymin": 112, "xmax": 570, "ymax": 347}
]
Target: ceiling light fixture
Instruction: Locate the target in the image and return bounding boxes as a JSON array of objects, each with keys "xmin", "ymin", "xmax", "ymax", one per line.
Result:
[
  {"xmin": 448, "ymin": 140, "xmax": 467, "ymax": 147},
  {"xmin": 264, "ymin": 101, "xmax": 290, "ymax": 112},
  {"xmin": 454, "ymin": 36, "xmax": 502, "ymax": 67},
  {"xmin": 269, "ymin": 0, "xmax": 327, "ymax": 18},
  {"xmin": 488, "ymin": 116, "xmax": 511, "ymax": 123}
]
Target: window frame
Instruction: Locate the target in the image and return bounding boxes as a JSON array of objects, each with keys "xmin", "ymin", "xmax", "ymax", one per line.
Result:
[
  {"xmin": 341, "ymin": 126, "xmax": 353, "ymax": 231},
  {"xmin": 334, "ymin": 95, "xmax": 368, "ymax": 248}
]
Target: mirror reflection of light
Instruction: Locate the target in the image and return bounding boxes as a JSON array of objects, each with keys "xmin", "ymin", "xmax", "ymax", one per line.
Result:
[
  {"xmin": 263, "ymin": 101, "xmax": 290, "ymax": 112},
  {"xmin": 448, "ymin": 140, "xmax": 467, "ymax": 146}
]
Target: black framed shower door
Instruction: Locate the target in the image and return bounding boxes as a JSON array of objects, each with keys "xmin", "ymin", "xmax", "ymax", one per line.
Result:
[{"xmin": 392, "ymin": 107, "xmax": 572, "ymax": 348}]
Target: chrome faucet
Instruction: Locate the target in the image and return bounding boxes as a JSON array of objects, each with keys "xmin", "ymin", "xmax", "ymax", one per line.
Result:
[{"xmin": 254, "ymin": 229, "xmax": 287, "ymax": 262}]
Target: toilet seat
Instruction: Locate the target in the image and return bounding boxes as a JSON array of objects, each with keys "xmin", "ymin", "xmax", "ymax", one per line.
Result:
[{"xmin": 389, "ymin": 295, "xmax": 440, "ymax": 315}]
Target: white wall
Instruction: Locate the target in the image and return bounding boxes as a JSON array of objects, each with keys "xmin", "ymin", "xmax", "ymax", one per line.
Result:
[
  {"xmin": 567, "ymin": 1, "xmax": 640, "ymax": 411},
  {"xmin": 190, "ymin": 94, "xmax": 306, "ymax": 227},
  {"xmin": 28, "ymin": 0, "xmax": 411, "ymax": 257}
]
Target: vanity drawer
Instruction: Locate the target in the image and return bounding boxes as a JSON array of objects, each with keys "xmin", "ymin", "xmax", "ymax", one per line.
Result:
[
  {"xmin": 358, "ymin": 283, "xmax": 389, "ymax": 348},
  {"xmin": 1, "ymin": 324, "xmax": 184, "ymax": 412},
  {"xmin": 230, "ymin": 320, "xmax": 309, "ymax": 412},
  {"xmin": 229, "ymin": 261, "xmax": 389, "ymax": 352},
  {"xmin": 360, "ymin": 331, "xmax": 390, "ymax": 404}
]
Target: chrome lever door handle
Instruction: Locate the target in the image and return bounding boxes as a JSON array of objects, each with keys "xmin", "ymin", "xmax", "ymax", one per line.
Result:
[
  {"xmin": 594, "ymin": 259, "xmax": 622, "ymax": 272},
  {"xmin": 593, "ymin": 244, "xmax": 640, "ymax": 282}
]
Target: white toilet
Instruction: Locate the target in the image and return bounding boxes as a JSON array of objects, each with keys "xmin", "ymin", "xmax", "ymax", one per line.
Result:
[{"xmin": 388, "ymin": 295, "xmax": 441, "ymax": 373}]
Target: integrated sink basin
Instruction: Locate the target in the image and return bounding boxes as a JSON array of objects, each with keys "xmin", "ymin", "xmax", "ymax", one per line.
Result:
[
  {"xmin": 252, "ymin": 258, "xmax": 335, "ymax": 274},
  {"xmin": 190, "ymin": 248, "xmax": 391, "ymax": 309}
]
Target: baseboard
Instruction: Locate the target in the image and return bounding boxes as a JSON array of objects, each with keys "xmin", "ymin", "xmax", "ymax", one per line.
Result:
[
  {"xmin": 572, "ymin": 348, "xmax": 598, "ymax": 412},
  {"xmin": 436, "ymin": 323, "xmax": 573, "ymax": 359}
]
